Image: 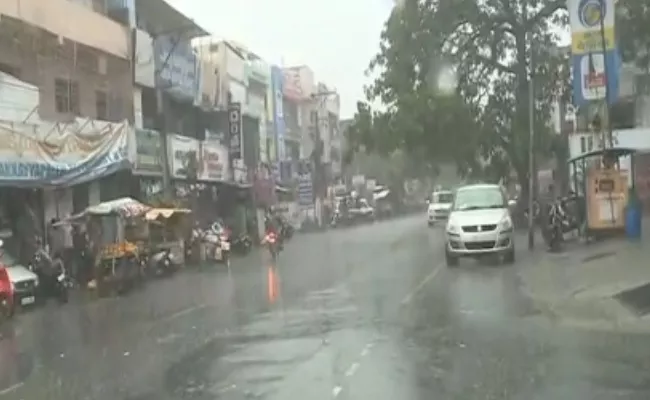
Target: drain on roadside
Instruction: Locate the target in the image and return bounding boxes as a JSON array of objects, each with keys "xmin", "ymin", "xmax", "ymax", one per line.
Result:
[
  {"xmin": 581, "ymin": 251, "xmax": 616, "ymax": 264},
  {"xmin": 614, "ymin": 282, "xmax": 650, "ymax": 316}
]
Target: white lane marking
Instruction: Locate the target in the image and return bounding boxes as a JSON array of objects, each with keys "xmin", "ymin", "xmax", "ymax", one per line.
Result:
[
  {"xmin": 400, "ymin": 265, "xmax": 443, "ymax": 305},
  {"xmin": 332, "ymin": 386, "xmax": 343, "ymax": 397},
  {"xmin": 0, "ymin": 382, "xmax": 24, "ymax": 396},
  {"xmin": 345, "ymin": 362, "xmax": 360, "ymax": 377},
  {"xmin": 163, "ymin": 304, "xmax": 207, "ymax": 322}
]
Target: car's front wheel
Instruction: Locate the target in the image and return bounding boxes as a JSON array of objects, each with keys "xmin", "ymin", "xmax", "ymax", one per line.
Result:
[
  {"xmin": 445, "ymin": 250, "xmax": 459, "ymax": 267},
  {"xmin": 504, "ymin": 247, "xmax": 515, "ymax": 264}
]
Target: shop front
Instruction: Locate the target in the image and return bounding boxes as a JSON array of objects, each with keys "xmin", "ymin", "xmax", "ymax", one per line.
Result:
[
  {"xmin": 0, "ymin": 118, "xmax": 130, "ymax": 252},
  {"xmin": 131, "ymin": 128, "xmax": 165, "ymax": 203}
]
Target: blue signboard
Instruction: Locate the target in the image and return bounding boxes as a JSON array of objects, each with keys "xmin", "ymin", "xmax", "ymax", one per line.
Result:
[
  {"xmin": 270, "ymin": 66, "xmax": 286, "ymax": 160},
  {"xmin": 572, "ymin": 49, "xmax": 620, "ymax": 107},
  {"xmin": 154, "ymin": 35, "xmax": 198, "ymax": 102}
]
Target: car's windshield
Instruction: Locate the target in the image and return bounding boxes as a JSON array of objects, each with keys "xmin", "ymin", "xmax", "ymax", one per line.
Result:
[
  {"xmin": 433, "ymin": 192, "xmax": 453, "ymax": 203},
  {"xmin": 452, "ymin": 187, "xmax": 506, "ymax": 211}
]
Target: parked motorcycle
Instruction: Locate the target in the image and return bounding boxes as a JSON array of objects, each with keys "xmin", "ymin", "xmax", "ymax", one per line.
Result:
[
  {"xmin": 29, "ymin": 250, "xmax": 68, "ymax": 304},
  {"xmin": 148, "ymin": 248, "xmax": 177, "ymax": 277},
  {"xmin": 543, "ymin": 194, "xmax": 582, "ymax": 251}
]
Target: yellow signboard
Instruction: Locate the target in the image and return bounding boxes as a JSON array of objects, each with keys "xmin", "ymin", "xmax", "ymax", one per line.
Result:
[{"xmin": 571, "ymin": 27, "xmax": 615, "ymax": 55}]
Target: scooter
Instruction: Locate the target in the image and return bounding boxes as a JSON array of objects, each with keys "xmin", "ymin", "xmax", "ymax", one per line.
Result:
[
  {"xmin": 149, "ymin": 249, "xmax": 177, "ymax": 277},
  {"xmin": 29, "ymin": 251, "xmax": 69, "ymax": 304}
]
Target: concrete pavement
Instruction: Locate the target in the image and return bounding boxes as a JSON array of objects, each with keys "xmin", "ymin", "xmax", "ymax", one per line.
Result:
[{"xmin": 1, "ymin": 215, "xmax": 650, "ymax": 399}]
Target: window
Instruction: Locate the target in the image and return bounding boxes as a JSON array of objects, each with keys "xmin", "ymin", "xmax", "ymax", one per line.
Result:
[
  {"xmin": 54, "ymin": 78, "xmax": 80, "ymax": 114},
  {"xmin": 580, "ymin": 136, "xmax": 586, "ymax": 153},
  {"xmin": 95, "ymin": 90, "xmax": 107, "ymax": 120},
  {"xmin": 452, "ymin": 187, "xmax": 506, "ymax": 211}
]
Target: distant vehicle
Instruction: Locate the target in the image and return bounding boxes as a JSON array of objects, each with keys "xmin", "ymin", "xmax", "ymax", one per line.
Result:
[
  {"xmin": 427, "ymin": 190, "xmax": 454, "ymax": 226},
  {"xmin": 444, "ymin": 184, "xmax": 515, "ymax": 267}
]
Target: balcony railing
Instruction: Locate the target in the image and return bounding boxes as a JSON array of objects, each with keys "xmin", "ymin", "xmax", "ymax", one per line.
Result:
[{"xmin": 0, "ymin": 0, "xmax": 129, "ymax": 58}]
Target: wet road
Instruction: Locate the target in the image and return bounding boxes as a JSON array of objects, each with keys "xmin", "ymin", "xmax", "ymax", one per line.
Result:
[{"xmin": 2, "ymin": 216, "xmax": 650, "ymax": 399}]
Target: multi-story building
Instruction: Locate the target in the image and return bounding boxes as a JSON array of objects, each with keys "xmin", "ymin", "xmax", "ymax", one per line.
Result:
[
  {"xmin": 281, "ymin": 66, "xmax": 315, "ymax": 165},
  {"xmin": 0, "ymin": 0, "xmax": 134, "ymax": 233}
]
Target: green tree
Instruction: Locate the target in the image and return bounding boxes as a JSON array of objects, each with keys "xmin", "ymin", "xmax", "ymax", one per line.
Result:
[
  {"xmin": 617, "ymin": 0, "xmax": 650, "ymax": 69},
  {"xmin": 351, "ymin": 0, "xmax": 569, "ymax": 199}
]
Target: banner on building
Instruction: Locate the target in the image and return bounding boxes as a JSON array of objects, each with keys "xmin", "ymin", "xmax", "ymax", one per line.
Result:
[
  {"xmin": 228, "ymin": 103, "xmax": 242, "ymax": 159},
  {"xmin": 133, "ymin": 128, "xmax": 164, "ymax": 176},
  {"xmin": 0, "ymin": 119, "xmax": 130, "ymax": 187},
  {"xmin": 167, "ymin": 134, "xmax": 199, "ymax": 180},
  {"xmin": 568, "ymin": 0, "xmax": 620, "ymax": 106},
  {"xmin": 199, "ymin": 141, "xmax": 229, "ymax": 182},
  {"xmin": 298, "ymin": 173, "xmax": 313, "ymax": 206}
]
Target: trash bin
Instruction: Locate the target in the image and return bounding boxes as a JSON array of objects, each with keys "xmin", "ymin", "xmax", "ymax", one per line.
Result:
[{"xmin": 625, "ymin": 188, "xmax": 642, "ymax": 239}]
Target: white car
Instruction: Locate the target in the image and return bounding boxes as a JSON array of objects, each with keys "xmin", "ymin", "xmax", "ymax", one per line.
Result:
[
  {"xmin": 427, "ymin": 190, "xmax": 453, "ymax": 226},
  {"xmin": 444, "ymin": 184, "xmax": 515, "ymax": 266}
]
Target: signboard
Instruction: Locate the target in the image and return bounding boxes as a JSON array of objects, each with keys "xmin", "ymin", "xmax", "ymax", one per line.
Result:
[
  {"xmin": 0, "ymin": 119, "xmax": 129, "ymax": 187},
  {"xmin": 298, "ymin": 173, "xmax": 313, "ymax": 206},
  {"xmin": 199, "ymin": 141, "xmax": 229, "ymax": 182},
  {"xmin": 228, "ymin": 103, "xmax": 242, "ymax": 159},
  {"xmin": 568, "ymin": 0, "xmax": 619, "ymax": 106},
  {"xmin": 167, "ymin": 134, "xmax": 199, "ymax": 180},
  {"xmin": 568, "ymin": 0, "xmax": 615, "ymax": 55},
  {"xmin": 133, "ymin": 128, "xmax": 163, "ymax": 175}
]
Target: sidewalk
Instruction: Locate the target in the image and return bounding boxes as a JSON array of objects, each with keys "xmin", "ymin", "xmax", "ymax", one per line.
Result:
[{"xmin": 518, "ymin": 219, "xmax": 650, "ymax": 331}]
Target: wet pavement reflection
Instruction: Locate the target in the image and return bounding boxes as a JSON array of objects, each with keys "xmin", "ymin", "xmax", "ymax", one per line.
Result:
[{"xmin": 1, "ymin": 216, "xmax": 650, "ymax": 399}]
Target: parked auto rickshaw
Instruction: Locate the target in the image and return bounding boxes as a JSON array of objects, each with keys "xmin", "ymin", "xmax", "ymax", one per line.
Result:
[
  {"xmin": 568, "ymin": 146, "xmax": 636, "ymax": 240},
  {"xmin": 142, "ymin": 208, "xmax": 191, "ymax": 277},
  {"xmin": 72, "ymin": 197, "xmax": 150, "ymax": 295}
]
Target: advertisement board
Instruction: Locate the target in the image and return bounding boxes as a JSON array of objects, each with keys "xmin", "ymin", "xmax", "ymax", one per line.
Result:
[
  {"xmin": 133, "ymin": 128, "xmax": 163, "ymax": 175},
  {"xmin": 199, "ymin": 141, "xmax": 229, "ymax": 182},
  {"xmin": 0, "ymin": 118, "xmax": 129, "ymax": 187},
  {"xmin": 568, "ymin": 0, "xmax": 619, "ymax": 106},
  {"xmin": 167, "ymin": 134, "xmax": 199, "ymax": 180},
  {"xmin": 271, "ymin": 66, "xmax": 286, "ymax": 160}
]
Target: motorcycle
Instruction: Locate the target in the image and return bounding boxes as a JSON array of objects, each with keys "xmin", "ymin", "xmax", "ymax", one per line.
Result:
[
  {"xmin": 543, "ymin": 194, "xmax": 581, "ymax": 252},
  {"xmin": 263, "ymin": 232, "xmax": 279, "ymax": 262},
  {"xmin": 29, "ymin": 250, "xmax": 69, "ymax": 304},
  {"xmin": 231, "ymin": 233, "xmax": 252, "ymax": 255},
  {"xmin": 202, "ymin": 230, "xmax": 231, "ymax": 267},
  {"xmin": 149, "ymin": 248, "xmax": 177, "ymax": 277}
]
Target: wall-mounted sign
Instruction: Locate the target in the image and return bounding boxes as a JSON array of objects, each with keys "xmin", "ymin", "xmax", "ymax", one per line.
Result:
[
  {"xmin": 228, "ymin": 103, "xmax": 242, "ymax": 159},
  {"xmin": 199, "ymin": 141, "xmax": 229, "ymax": 182},
  {"xmin": 134, "ymin": 128, "xmax": 163, "ymax": 175},
  {"xmin": 167, "ymin": 134, "xmax": 199, "ymax": 180}
]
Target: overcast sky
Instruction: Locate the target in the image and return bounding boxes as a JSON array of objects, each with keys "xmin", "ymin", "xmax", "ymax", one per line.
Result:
[{"xmin": 167, "ymin": 0, "xmax": 393, "ymax": 119}]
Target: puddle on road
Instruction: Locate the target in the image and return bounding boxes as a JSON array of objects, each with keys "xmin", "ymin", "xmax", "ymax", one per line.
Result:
[{"xmin": 614, "ymin": 282, "xmax": 650, "ymax": 316}]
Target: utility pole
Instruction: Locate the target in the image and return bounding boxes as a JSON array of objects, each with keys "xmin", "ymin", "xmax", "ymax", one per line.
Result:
[
  {"xmin": 527, "ymin": 36, "xmax": 536, "ymax": 251},
  {"xmin": 598, "ymin": 0, "xmax": 614, "ymax": 148}
]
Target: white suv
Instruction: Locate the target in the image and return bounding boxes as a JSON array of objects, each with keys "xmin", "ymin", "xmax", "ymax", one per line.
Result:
[
  {"xmin": 427, "ymin": 190, "xmax": 453, "ymax": 226},
  {"xmin": 445, "ymin": 184, "xmax": 515, "ymax": 266}
]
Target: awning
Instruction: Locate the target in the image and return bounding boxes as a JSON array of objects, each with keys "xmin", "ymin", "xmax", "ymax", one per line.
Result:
[
  {"xmin": 144, "ymin": 208, "xmax": 191, "ymax": 221},
  {"xmin": 83, "ymin": 197, "xmax": 150, "ymax": 218},
  {"xmin": 135, "ymin": 0, "xmax": 209, "ymax": 38},
  {"xmin": 373, "ymin": 189, "xmax": 390, "ymax": 200}
]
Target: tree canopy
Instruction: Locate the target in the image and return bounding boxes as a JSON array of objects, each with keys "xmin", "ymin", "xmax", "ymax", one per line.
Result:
[{"xmin": 345, "ymin": 0, "xmax": 650, "ymax": 193}]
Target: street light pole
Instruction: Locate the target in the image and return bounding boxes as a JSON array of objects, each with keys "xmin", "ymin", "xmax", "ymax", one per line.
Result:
[
  {"xmin": 527, "ymin": 38, "xmax": 535, "ymax": 251},
  {"xmin": 598, "ymin": 0, "xmax": 614, "ymax": 148}
]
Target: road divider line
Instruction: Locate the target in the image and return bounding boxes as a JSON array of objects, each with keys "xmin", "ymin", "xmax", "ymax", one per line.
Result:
[
  {"xmin": 345, "ymin": 362, "xmax": 360, "ymax": 377},
  {"xmin": 0, "ymin": 382, "xmax": 24, "ymax": 396},
  {"xmin": 400, "ymin": 265, "xmax": 443, "ymax": 305},
  {"xmin": 163, "ymin": 304, "xmax": 208, "ymax": 322}
]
